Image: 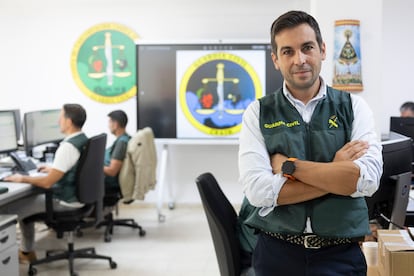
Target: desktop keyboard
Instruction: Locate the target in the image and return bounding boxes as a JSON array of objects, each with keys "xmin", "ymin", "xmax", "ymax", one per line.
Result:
[{"xmin": 0, "ymin": 169, "xmax": 46, "ymax": 180}]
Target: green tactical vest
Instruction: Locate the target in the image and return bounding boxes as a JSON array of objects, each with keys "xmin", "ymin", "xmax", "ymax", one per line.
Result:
[
  {"xmin": 244, "ymin": 86, "xmax": 370, "ymax": 238},
  {"xmin": 53, "ymin": 133, "xmax": 88, "ymax": 203},
  {"xmin": 104, "ymin": 133, "xmax": 131, "ymax": 188}
]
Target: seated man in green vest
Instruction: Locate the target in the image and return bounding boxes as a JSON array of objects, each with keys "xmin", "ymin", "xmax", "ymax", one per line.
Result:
[
  {"xmin": 5, "ymin": 103, "xmax": 88, "ymax": 264},
  {"xmin": 103, "ymin": 110, "xmax": 130, "ymax": 190}
]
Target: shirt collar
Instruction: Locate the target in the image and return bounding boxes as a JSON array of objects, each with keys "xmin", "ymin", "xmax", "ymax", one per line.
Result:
[
  {"xmin": 63, "ymin": 131, "xmax": 83, "ymax": 141},
  {"xmin": 282, "ymin": 77, "xmax": 327, "ymax": 104}
]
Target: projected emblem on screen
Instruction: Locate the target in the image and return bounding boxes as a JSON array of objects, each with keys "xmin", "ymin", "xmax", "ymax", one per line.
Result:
[{"xmin": 177, "ymin": 51, "xmax": 264, "ymax": 138}]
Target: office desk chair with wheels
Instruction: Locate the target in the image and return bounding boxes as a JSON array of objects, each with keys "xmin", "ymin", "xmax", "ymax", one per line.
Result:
[
  {"xmin": 24, "ymin": 133, "xmax": 117, "ymax": 276},
  {"xmin": 96, "ymin": 127, "xmax": 156, "ymax": 242},
  {"xmin": 97, "ymin": 186, "xmax": 146, "ymax": 242},
  {"xmin": 196, "ymin": 172, "xmax": 254, "ymax": 276}
]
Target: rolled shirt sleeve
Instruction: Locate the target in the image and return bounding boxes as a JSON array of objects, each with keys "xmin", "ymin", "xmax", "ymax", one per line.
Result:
[
  {"xmin": 349, "ymin": 94, "xmax": 383, "ymax": 197},
  {"xmin": 238, "ymin": 100, "xmax": 286, "ymax": 213}
]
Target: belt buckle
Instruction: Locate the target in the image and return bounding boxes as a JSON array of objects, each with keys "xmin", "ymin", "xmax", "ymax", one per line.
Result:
[{"xmin": 303, "ymin": 234, "xmax": 321, "ymax": 249}]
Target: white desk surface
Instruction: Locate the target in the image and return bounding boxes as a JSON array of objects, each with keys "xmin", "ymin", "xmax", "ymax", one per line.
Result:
[
  {"xmin": 0, "ymin": 182, "xmax": 36, "ymax": 206},
  {"xmin": 0, "ymin": 214, "xmax": 17, "ymax": 228}
]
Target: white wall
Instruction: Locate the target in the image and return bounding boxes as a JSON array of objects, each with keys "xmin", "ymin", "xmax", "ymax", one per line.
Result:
[
  {"xmin": 0, "ymin": 0, "xmax": 412, "ymax": 206},
  {"xmin": 313, "ymin": 0, "xmax": 414, "ymax": 134},
  {"xmin": 0, "ymin": 0, "xmax": 309, "ymax": 206},
  {"xmin": 311, "ymin": 0, "xmax": 384, "ymax": 136},
  {"xmin": 381, "ymin": 1, "xmax": 414, "ymax": 132},
  {"xmin": 0, "ymin": 0, "xmax": 308, "ymax": 140}
]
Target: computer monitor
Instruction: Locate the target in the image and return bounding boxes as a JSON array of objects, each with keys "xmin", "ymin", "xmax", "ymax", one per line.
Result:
[
  {"xmin": 0, "ymin": 110, "xmax": 19, "ymax": 155},
  {"xmin": 365, "ymin": 132, "xmax": 413, "ymax": 229},
  {"xmin": 390, "ymin": 117, "xmax": 414, "ymax": 139},
  {"xmin": 23, "ymin": 109, "xmax": 65, "ymax": 157},
  {"xmin": 1, "ymin": 109, "xmax": 21, "ymax": 141},
  {"xmin": 136, "ymin": 42, "xmax": 284, "ymax": 139}
]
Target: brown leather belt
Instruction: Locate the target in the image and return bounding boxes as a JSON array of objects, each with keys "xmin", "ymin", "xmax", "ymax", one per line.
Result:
[{"xmin": 264, "ymin": 232, "xmax": 363, "ymax": 249}]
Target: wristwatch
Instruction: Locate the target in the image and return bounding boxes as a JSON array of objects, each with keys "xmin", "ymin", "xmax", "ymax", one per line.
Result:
[{"xmin": 282, "ymin": 157, "xmax": 298, "ymax": 180}]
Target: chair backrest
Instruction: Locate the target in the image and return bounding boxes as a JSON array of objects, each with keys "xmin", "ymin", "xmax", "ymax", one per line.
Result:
[
  {"xmin": 196, "ymin": 172, "xmax": 241, "ymax": 276},
  {"xmin": 76, "ymin": 133, "xmax": 107, "ymax": 204},
  {"xmin": 118, "ymin": 127, "xmax": 157, "ymax": 201},
  {"xmin": 25, "ymin": 133, "xmax": 108, "ymax": 231}
]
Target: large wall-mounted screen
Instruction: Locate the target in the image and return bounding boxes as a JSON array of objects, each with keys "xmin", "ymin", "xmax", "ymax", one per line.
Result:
[{"xmin": 136, "ymin": 42, "xmax": 283, "ymax": 139}]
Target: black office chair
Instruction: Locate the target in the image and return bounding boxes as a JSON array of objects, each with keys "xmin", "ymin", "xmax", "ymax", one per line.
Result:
[
  {"xmin": 96, "ymin": 186, "xmax": 146, "ymax": 242},
  {"xmin": 24, "ymin": 133, "xmax": 117, "ymax": 276},
  {"xmin": 95, "ymin": 129, "xmax": 157, "ymax": 242},
  {"xmin": 196, "ymin": 172, "xmax": 253, "ymax": 276}
]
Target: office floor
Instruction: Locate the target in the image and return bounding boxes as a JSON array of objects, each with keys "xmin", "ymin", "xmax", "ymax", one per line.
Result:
[{"xmin": 18, "ymin": 203, "xmax": 220, "ymax": 276}]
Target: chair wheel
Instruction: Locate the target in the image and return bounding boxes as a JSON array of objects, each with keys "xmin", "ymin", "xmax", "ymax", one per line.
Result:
[
  {"xmin": 104, "ymin": 235, "xmax": 112, "ymax": 242},
  {"xmin": 110, "ymin": 261, "xmax": 117, "ymax": 269},
  {"xmin": 158, "ymin": 214, "xmax": 165, "ymax": 222},
  {"xmin": 28, "ymin": 266, "xmax": 37, "ymax": 275},
  {"xmin": 76, "ymin": 230, "xmax": 83, "ymax": 237},
  {"xmin": 139, "ymin": 229, "xmax": 146, "ymax": 237}
]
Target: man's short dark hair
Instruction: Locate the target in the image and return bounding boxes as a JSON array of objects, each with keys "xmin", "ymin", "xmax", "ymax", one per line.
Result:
[
  {"xmin": 63, "ymin": 103, "xmax": 87, "ymax": 129},
  {"xmin": 400, "ymin": 101, "xmax": 414, "ymax": 113},
  {"xmin": 108, "ymin": 110, "xmax": 128, "ymax": 128},
  {"xmin": 270, "ymin": 10, "xmax": 323, "ymax": 56}
]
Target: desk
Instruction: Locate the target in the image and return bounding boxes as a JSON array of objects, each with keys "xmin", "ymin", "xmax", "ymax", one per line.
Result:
[
  {"xmin": 0, "ymin": 182, "xmax": 39, "ymax": 275},
  {"xmin": 0, "ymin": 214, "xmax": 18, "ymax": 275},
  {"xmin": 0, "ymin": 182, "xmax": 42, "ymax": 219},
  {"xmin": 0, "ymin": 182, "xmax": 37, "ymax": 207}
]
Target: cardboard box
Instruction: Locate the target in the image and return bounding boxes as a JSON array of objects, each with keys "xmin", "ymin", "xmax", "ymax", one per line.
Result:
[
  {"xmin": 367, "ymin": 265, "xmax": 379, "ymax": 276},
  {"xmin": 377, "ymin": 229, "xmax": 414, "ymax": 276}
]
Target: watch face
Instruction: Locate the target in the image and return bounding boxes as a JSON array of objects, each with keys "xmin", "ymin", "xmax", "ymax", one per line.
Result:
[{"xmin": 282, "ymin": 160, "xmax": 295, "ymax": 175}]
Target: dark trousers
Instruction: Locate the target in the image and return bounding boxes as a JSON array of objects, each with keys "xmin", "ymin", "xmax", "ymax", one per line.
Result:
[{"xmin": 253, "ymin": 232, "xmax": 367, "ymax": 276}]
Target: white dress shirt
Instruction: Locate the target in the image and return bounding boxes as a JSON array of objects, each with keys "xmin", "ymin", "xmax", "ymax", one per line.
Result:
[{"xmin": 52, "ymin": 132, "xmax": 84, "ymax": 174}]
